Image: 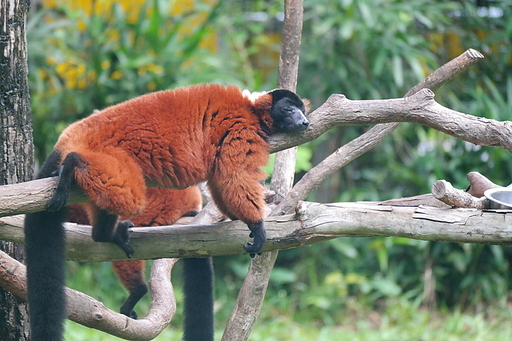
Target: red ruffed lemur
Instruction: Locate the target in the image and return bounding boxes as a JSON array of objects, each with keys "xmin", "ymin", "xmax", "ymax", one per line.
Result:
[{"xmin": 24, "ymin": 84, "xmax": 309, "ymax": 341}]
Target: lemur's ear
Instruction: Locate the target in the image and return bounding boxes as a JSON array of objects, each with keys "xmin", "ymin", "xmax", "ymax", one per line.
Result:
[{"xmin": 302, "ymin": 99, "xmax": 311, "ymax": 113}]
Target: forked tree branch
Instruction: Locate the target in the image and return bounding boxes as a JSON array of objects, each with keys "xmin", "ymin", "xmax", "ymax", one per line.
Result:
[
  {"xmin": 275, "ymin": 48, "xmax": 485, "ymax": 214},
  {"xmin": 269, "ymin": 48, "xmax": 485, "ymax": 152},
  {"xmin": 0, "ymin": 250, "xmax": 179, "ymax": 341}
]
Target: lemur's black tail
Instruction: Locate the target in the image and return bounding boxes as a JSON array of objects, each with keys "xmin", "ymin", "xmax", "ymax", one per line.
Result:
[
  {"xmin": 182, "ymin": 257, "xmax": 214, "ymax": 341},
  {"xmin": 24, "ymin": 150, "xmax": 78, "ymax": 341},
  {"xmin": 25, "ymin": 209, "xmax": 67, "ymax": 340}
]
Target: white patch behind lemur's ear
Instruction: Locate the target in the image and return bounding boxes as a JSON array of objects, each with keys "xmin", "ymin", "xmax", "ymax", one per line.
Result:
[{"xmin": 242, "ymin": 89, "xmax": 268, "ymax": 103}]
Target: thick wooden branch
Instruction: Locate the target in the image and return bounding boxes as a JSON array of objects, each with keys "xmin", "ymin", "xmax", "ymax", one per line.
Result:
[
  {"xmin": 67, "ymin": 258, "xmax": 177, "ymax": 340},
  {"xmin": 405, "ymin": 48, "xmax": 484, "ymax": 97},
  {"xmin": 221, "ymin": 250, "xmax": 279, "ymax": 341},
  {"xmin": 302, "ymin": 88, "xmax": 512, "ymax": 152},
  {"xmin": 3, "ymin": 202, "xmax": 512, "ymax": 263},
  {"xmin": 276, "ymin": 0, "xmax": 303, "ymax": 91},
  {"xmin": 0, "ymin": 250, "xmax": 178, "ymax": 340},
  {"xmin": 269, "ymin": 48, "xmax": 484, "ymax": 152},
  {"xmin": 0, "ymin": 177, "xmax": 88, "ymax": 218},
  {"xmin": 432, "ymin": 180, "xmax": 489, "ymax": 209},
  {"xmin": 432, "ymin": 171, "xmax": 511, "ymax": 209}
]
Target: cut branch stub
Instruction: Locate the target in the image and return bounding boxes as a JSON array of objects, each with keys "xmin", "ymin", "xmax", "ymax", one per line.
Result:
[
  {"xmin": 432, "ymin": 180, "xmax": 489, "ymax": 209},
  {"xmin": 432, "ymin": 172, "xmax": 511, "ymax": 209}
]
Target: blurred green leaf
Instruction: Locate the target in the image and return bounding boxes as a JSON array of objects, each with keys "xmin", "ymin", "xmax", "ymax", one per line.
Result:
[{"xmin": 270, "ymin": 267, "xmax": 298, "ymax": 284}]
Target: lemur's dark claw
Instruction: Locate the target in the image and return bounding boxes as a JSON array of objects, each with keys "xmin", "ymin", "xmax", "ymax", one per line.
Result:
[
  {"xmin": 114, "ymin": 220, "xmax": 135, "ymax": 258},
  {"xmin": 244, "ymin": 221, "xmax": 267, "ymax": 255}
]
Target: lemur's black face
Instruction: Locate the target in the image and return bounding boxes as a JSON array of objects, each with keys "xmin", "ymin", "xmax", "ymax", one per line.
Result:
[{"xmin": 269, "ymin": 89, "xmax": 309, "ymax": 133}]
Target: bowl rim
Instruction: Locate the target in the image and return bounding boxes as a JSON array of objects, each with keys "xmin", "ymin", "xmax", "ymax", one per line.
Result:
[{"xmin": 484, "ymin": 187, "xmax": 512, "ymax": 207}]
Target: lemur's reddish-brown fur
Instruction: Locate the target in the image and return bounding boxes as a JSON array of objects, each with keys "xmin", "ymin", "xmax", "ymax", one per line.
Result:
[
  {"xmin": 67, "ymin": 186, "xmax": 201, "ymax": 315},
  {"xmin": 56, "ymin": 84, "xmax": 272, "ymax": 223},
  {"xmin": 25, "ymin": 84, "xmax": 308, "ymax": 341}
]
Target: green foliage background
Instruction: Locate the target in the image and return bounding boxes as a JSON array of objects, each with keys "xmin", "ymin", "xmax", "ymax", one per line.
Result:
[{"xmin": 26, "ymin": 0, "xmax": 512, "ymax": 338}]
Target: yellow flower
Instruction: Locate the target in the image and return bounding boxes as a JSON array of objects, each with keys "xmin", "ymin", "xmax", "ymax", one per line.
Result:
[
  {"xmin": 45, "ymin": 57, "xmax": 58, "ymax": 66},
  {"xmin": 111, "ymin": 70, "xmax": 123, "ymax": 80},
  {"xmin": 146, "ymin": 63, "xmax": 164, "ymax": 75},
  {"xmin": 101, "ymin": 60, "xmax": 111, "ymax": 70},
  {"xmin": 147, "ymin": 81, "xmax": 157, "ymax": 91}
]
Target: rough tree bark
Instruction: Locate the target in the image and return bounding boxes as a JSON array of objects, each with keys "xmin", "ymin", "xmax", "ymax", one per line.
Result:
[{"xmin": 0, "ymin": 0, "xmax": 33, "ymax": 339}]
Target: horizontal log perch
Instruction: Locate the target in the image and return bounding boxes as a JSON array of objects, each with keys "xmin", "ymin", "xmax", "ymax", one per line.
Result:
[
  {"xmin": 0, "ymin": 177, "xmax": 88, "ymax": 218},
  {"xmin": 2, "ymin": 201, "xmax": 512, "ymax": 263}
]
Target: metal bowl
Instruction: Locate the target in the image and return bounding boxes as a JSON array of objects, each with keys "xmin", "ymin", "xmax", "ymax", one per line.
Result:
[{"xmin": 484, "ymin": 188, "xmax": 512, "ymax": 208}]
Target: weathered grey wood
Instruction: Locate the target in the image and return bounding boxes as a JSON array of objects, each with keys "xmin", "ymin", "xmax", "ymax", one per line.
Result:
[
  {"xmin": 303, "ymin": 202, "xmax": 512, "ymax": 244},
  {"xmin": 2, "ymin": 202, "xmax": 512, "ymax": 263},
  {"xmin": 381, "ymin": 194, "xmax": 450, "ymax": 208},
  {"xmin": 432, "ymin": 180, "xmax": 489, "ymax": 209},
  {"xmin": 0, "ymin": 178, "xmax": 89, "ymax": 218}
]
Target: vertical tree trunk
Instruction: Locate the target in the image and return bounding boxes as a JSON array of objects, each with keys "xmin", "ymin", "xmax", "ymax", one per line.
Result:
[
  {"xmin": 0, "ymin": 0, "xmax": 34, "ymax": 339},
  {"xmin": 221, "ymin": 1, "xmax": 304, "ymax": 340}
]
